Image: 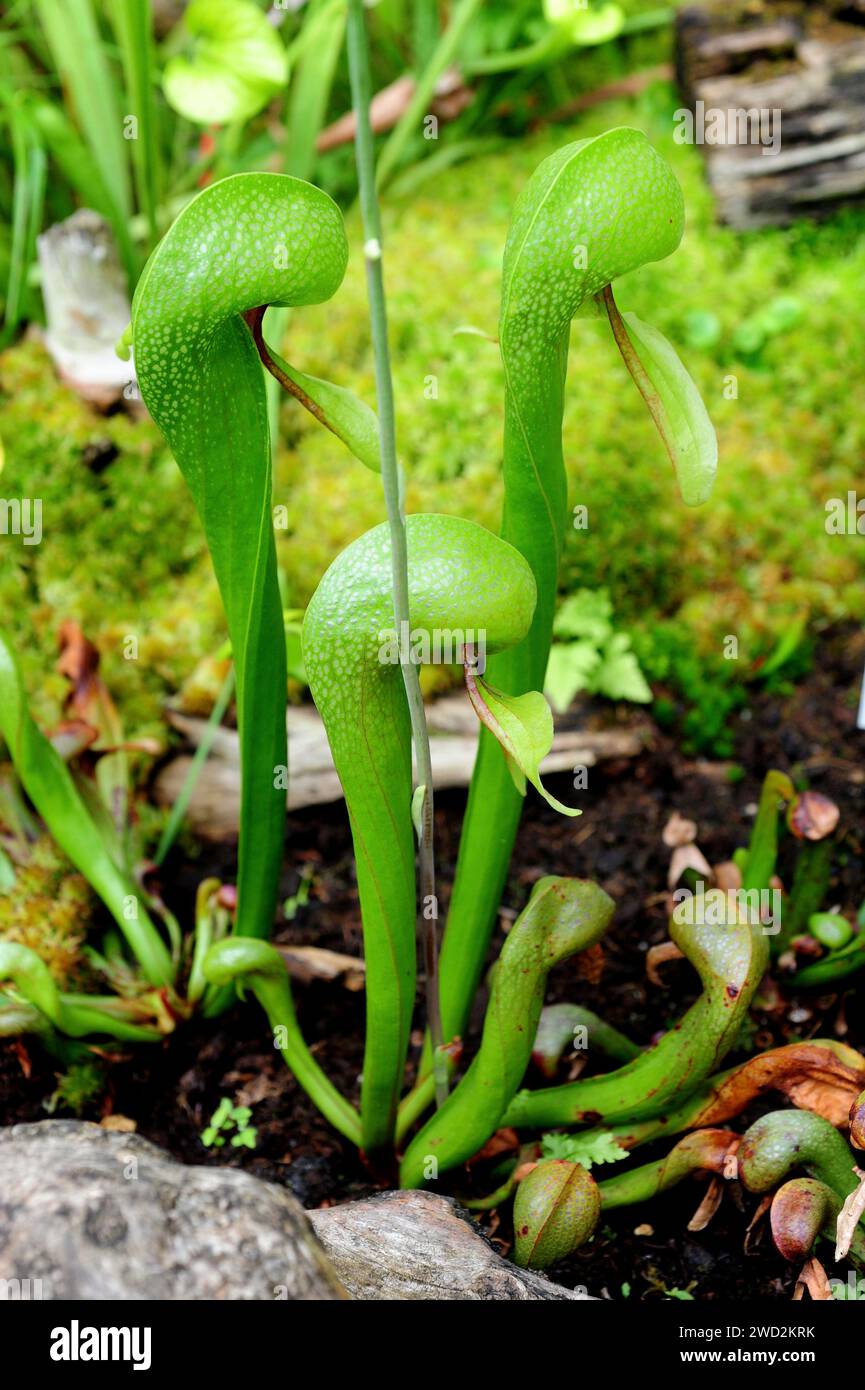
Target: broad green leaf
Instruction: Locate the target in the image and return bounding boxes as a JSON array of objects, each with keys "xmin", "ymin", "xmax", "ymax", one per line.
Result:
[
  {"xmin": 0, "ymin": 631, "xmax": 173, "ymax": 986},
  {"xmin": 593, "ymin": 633, "xmax": 652, "ymax": 703},
  {"xmin": 466, "ymin": 678, "xmax": 580, "ymax": 816},
  {"xmin": 163, "ymin": 0, "xmax": 288, "ymax": 126},
  {"xmin": 544, "ymin": 642, "xmax": 601, "ymax": 713},
  {"xmin": 619, "ymin": 311, "xmax": 717, "ymax": 506}
]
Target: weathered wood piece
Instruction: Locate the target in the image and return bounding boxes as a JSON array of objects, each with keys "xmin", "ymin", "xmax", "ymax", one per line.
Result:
[
  {"xmin": 309, "ymin": 1190, "xmax": 591, "ymax": 1300},
  {"xmin": 676, "ymin": 1, "xmax": 865, "ymax": 227},
  {"xmin": 153, "ymin": 694, "xmax": 649, "ymax": 840}
]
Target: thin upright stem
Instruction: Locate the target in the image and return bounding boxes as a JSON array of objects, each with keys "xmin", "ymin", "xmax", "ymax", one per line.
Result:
[{"xmin": 346, "ymin": 0, "xmax": 447, "ymax": 1106}]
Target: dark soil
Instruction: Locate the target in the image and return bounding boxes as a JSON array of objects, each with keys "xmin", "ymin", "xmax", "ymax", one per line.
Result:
[{"xmin": 3, "ymin": 625, "xmax": 864, "ymax": 1301}]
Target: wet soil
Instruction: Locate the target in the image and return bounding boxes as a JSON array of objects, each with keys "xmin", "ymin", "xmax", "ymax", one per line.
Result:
[{"xmin": 3, "ymin": 625, "xmax": 864, "ymax": 1301}]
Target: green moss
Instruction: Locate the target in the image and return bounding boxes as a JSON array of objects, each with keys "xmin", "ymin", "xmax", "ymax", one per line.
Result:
[
  {"xmin": 0, "ymin": 832, "xmax": 94, "ymax": 987},
  {"xmin": 0, "ymin": 337, "xmax": 224, "ymax": 735}
]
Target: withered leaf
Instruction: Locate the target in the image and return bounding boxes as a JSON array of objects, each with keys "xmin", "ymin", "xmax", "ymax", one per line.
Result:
[{"xmin": 835, "ymin": 1166, "xmax": 865, "ymax": 1262}]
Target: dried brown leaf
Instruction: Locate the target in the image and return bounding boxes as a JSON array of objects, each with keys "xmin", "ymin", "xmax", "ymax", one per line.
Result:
[
  {"xmin": 668, "ymin": 842, "xmax": 712, "ymax": 889},
  {"xmin": 688, "ymin": 1176, "xmax": 724, "ymax": 1232},
  {"xmin": 574, "ymin": 941, "xmax": 604, "ymax": 986},
  {"xmin": 276, "ymin": 945, "xmax": 365, "ymax": 991},
  {"xmin": 713, "ymin": 860, "xmax": 742, "ymax": 892},
  {"xmin": 468, "ymin": 1128, "xmax": 520, "ymax": 1167},
  {"xmin": 788, "ymin": 792, "xmax": 839, "ymax": 842},
  {"xmin": 662, "ymin": 812, "xmax": 697, "ymax": 848},
  {"xmin": 56, "ymin": 620, "xmax": 122, "ymax": 747},
  {"xmin": 795, "ymin": 1257, "xmax": 833, "ymax": 1301},
  {"xmin": 696, "ymin": 1043, "xmax": 865, "ymax": 1130},
  {"xmin": 835, "ymin": 1166, "xmax": 865, "ymax": 1261}
]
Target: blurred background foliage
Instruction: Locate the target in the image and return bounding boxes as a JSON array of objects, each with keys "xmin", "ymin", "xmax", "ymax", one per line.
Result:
[{"xmin": 0, "ymin": 0, "xmax": 863, "ymax": 757}]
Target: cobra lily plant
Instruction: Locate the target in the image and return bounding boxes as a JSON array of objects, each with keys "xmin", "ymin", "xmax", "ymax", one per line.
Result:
[{"xmin": 2, "ymin": 0, "xmax": 863, "ymax": 1286}]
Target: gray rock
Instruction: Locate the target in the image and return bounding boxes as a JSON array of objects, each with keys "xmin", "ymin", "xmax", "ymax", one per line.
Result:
[
  {"xmin": 36, "ymin": 209, "xmax": 134, "ymax": 406},
  {"xmin": 0, "ymin": 1121, "xmax": 346, "ymax": 1301},
  {"xmin": 0, "ymin": 1122, "xmax": 590, "ymax": 1301},
  {"xmin": 310, "ymin": 1190, "xmax": 591, "ymax": 1300}
]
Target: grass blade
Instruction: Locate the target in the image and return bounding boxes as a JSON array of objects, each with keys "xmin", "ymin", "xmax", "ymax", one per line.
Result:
[
  {"xmin": 154, "ymin": 665, "xmax": 236, "ymax": 867},
  {"xmin": 284, "ymin": 0, "xmax": 347, "ymax": 180},
  {"xmin": 0, "ymin": 631, "xmax": 174, "ymax": 987},
  {"xmin": 34, "ymin": 0, "xmax": 132, "ymax": 220},
  {"xmin": 375, "ymin": 0, "xmax": 484, "ymax": 188},
  {"xmin": 1, "ymin": 101, "xmax": 45, "ymax": 343},
  {"xmin": 107, "ymin": 0, "xmax": 162, "ymax": 244}
]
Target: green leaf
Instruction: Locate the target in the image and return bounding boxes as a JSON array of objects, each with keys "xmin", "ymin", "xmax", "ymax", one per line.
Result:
[
  {"xmin": 544, "ymin": 0, "xmax": 625, "ymax": 46},
  {"xmin": 541, "ymin": 1129, "xmax": 629, "ymax": 1170},
  {"xmin": 209, "ymin": 1097, "xmax": 233, "ymax": 1128},
  {"xmin": 163, "ymin": 0, "xmax": 287, "ymax": 126},
  {"xmin": 592, "ymin": 633, "xmax": 652, "ymax": 703},
  {"xmin": 544, "ymin": 642, "xmax": 601, "ymax": 713},
  {"xmin": 553, "ymin": 588, "xmax": 612, "ymax": 643},
  {"xmin": 466, "ymin": 678, "xmax": 580, "ymax": 816},
  {"xmin": 620, "ymin": 310, "xmax": 718, "ymax": 507},
  {"xmin": 267, "ymin": 344, "xmax": 381, "ymax": 472}
]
